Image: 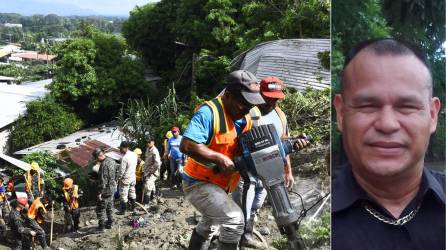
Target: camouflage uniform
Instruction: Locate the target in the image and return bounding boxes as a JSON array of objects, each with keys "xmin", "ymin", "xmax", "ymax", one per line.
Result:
[
  {"xmin": 9, "ymin": 209, "xmax": 31, "ymax": 250},
  {"xmin": 95, "ymin": 157, "xmax": 118, "ymax": 228}
]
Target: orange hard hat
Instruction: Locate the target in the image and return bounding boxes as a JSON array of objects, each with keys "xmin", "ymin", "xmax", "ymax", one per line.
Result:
[{"xmin": 63, "ymin": 178, "xmax": 74, "ymax": 190}]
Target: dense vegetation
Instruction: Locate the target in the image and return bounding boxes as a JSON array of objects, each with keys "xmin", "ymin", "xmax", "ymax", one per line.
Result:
[
  {"xmin": 331, "ymin": 0, "xmax": 445, "ymax": 166},
  {"xmin": 122, "ymin": 0, "xmax": 330, "ymax": 101},
  {"xmin": 9, "ymin": 98, "xmax": 82, "ymax": 152},
  {"xmin": 0, "ymin": 13, "xmax": 124, "ymax": 46}
]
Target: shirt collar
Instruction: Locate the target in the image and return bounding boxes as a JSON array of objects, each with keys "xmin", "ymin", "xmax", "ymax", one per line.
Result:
[
  {"xmin": 421, "ymin": 167, "xmax": 446, "ymax": 205},
  {"xmin": 332, "ymin": 164, "xmax": 446, "ymax": 213},
  {"xmin": 332, "ymin": 164, "xmax": 369, "ymax": 213}
]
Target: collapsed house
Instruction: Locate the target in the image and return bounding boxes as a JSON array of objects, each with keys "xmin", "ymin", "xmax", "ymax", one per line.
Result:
[{"xmin": 231, "ymin": 39, "xmax": 330, "ymax": 91}]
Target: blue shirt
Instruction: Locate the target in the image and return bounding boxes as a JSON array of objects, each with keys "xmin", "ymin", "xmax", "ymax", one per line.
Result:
[
  {"xmin": 332, "ymin": 165, "xmax": 446, "ymax": 250},
  {"xmin": 181, "ymin": 105, "xmax": 247, "ymax": 183},
  {"xmin": 183, "ymin": 105, "xmax": 246, "ymax": 144},
  {"xmin": 167, "ymin": 135, "xmax": 184, "ymax": 160}
]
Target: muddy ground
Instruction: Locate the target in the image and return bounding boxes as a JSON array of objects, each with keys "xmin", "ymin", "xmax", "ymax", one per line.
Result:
[{"xmin": 0, "ymin": 145, "xmax": 329, "ymax": 250}]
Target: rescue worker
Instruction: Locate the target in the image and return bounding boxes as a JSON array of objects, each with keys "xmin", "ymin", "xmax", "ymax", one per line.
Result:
[
  {"xmin": 62, "ymin": 178, "xmax": 83, "ymax": 233},
  {"xmin": 117, "ymin": 141, "xmax": 138, "ymax": 215},
  {"xmin": 234, "ymin": 76, "xmax": 309, "ymax": 248},
  {"xmin": 160, "ymin": 131, "xmax": 173, "ymax": 181},
  {"xmin": 9, "ymin": 197, "xmax": 36, "ymax": 250},
  {"xmin": 166, "ymin": 127, "xmax": 185, "ymax": 189},
  {"xmin": 26, "ymin": 196, "xmax": 48, "ymax": 249},
  {"xmin": 134, "ymin": 148, "xmax": 145, "ymax": 202},
  {"xmin": 143, "ymin": 137, "xmax": 161, "ymax": 204},
  {"xmin": 92, "ymin": 148, "xmax": 118, "ymax": 232},
  {"xmin": 24, "ymin": 162, "xmax": 44, "ymax": 202},
  {"xmin": 180, "ymin": 70, "xmax": 265, "ymax": 249}
]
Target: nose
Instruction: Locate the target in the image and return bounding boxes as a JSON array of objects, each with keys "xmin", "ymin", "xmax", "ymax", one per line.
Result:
[{"xmin": 373, "ymin": 106, "xmax": 400, "ymax": 134}]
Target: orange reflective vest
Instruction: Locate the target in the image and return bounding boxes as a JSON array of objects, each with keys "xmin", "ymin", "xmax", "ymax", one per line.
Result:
[
  {"xmin": 63, "ymin": 185, "xmax": 80, "ymax": 209},
  {"xmin": 248, "ymin": 106, "xmax": 288, "ymax": 138},
  {"xmin": 24, "ymin": 171, "xmax": 41, "ymax": 193},
  {"xmin": 28, "ymin": 197, "xmax": 46, "ymax": 224},
  {"xmin": 183, "ymin": 96, "xmax": 252, "ymax": 193}
]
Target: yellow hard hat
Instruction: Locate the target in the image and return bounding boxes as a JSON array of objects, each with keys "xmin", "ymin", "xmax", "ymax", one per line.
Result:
[
  {"xmin": 30, "ymin": 162, "xmax": 39, "ymax": 171},
  {"xmin": 63, "ymin": 178, "xmax": 73, "ymax": 190},
  {"xmin": 165, "ymin": 131, "xmax": 173, "ymax": 139},
  {"xmin": 134, "ymin": 148, "xmax": 142, "ymax": 155}
]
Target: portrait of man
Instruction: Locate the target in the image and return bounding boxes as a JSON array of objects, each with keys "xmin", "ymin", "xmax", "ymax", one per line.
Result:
[{"xmin": 332, "ymin": 38, "xmax": 444, "ymax": 250}]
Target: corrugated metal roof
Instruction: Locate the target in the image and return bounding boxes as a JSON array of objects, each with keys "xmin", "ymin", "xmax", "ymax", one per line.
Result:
[
  {"xmin": 0, "ymin": 79, "xmax": 52, "ymax": 129},
  {"xmin": 67, "ymin": 139, "xmax": 120, "ymax": 168},
  {"xmin": 231, "ymin": 39, "xmax": 330, "ymax": 91},
  {"xmin": 14, "ymin": 124, "xmax": 125, "ymax": 168},
  {"xmin": 14, "ymin": 124, "xmax": 124, "ymax": 156}
]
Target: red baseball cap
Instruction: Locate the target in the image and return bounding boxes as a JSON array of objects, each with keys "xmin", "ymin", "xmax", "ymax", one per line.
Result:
[
  {"xmin": 171, "ymin": 127, "xmax": 180, "ymax": 132},
  {"xmin": 260, "ymin": 76, "xmax": 285, "ymax": 99}
]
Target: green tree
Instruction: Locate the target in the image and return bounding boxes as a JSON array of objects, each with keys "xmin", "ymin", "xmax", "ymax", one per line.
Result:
[
  {"xmin": 9, "ymin": 98, "xmax": 82, "ymax": 151},
  {"xmin": 49, "ymin": 27, "xmax": 151, "ymax": 123}
]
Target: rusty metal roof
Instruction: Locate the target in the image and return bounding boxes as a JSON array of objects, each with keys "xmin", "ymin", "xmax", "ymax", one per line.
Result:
[{"xmin": 67, "ymin": 139, "xmax": 120, "ymax": 168}]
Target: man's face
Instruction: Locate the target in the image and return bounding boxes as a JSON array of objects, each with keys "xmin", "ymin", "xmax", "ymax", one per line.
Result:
[
  {"xmin": 120, "ymin": 147, "xmax": 128, "ymax": 154},
  {"xmin": 226, "ymin": 92, "xmax": 254, "ymax": 120},
  {"xmin": 147, "ymin": 141, "xmax": 155, "ymax": 149},
  {"xmin": 97, "ymin": 152, "xmax": 106, "ymax": 161},
  {"xmin": 334, "ymin": 51, "xmax": 441, "ymax": 179},
  {"xmin": 172, "ymin": 131, "xmax": 179, "ymax": 138},
  {"xmin": 258, "ymin": 95, "xmax": 279, "ymax": 113}
]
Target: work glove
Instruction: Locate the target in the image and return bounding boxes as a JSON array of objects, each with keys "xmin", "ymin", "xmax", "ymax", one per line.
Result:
[{"xmin": 30, "ymin": 230, "xmax": 36, "ymax": 236}]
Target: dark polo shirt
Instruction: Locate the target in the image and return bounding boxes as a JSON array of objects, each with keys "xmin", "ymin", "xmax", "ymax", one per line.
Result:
[{"xmin": 332, "ymin": 165, "xmax": 446, "ymax": 250}]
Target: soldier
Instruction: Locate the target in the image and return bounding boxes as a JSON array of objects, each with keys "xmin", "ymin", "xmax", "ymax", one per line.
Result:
[
  {"xmin": 26, "ymin": 196, "xmax": 48, "ymax": 249},
  {"xmin": 9, "ymin": 197, "xmax": 36, "ymax": 250},
  {"xmin": 62, "ymin": 178, "xmax": 83, "ymax": 233},
  {"xmin": 24, "ymin": 162, "xmax": 44, "ymax": 202},
  {"xmin": 92, "ymin": 148, "xmax": 118, "ymax": 232},
  {"xmin": 117, "ymin": 141, "xmax": 138, "ymax": 215},
  {"xmin": 143, "ymin": 137, "xmax": 161, "ymax": 204}
]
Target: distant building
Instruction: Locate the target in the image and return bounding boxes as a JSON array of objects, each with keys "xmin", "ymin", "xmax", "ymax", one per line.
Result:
[
  {"xmin": 0, "ymin": 44, "xmax": 21, "ymax": 62},
  {"xmin": 10, "ymin": 52, "xmax": 57, "ymax": 63},
  {"xmin": 3, "ymin": 23, "xmax": 22, "ymax": 28}
]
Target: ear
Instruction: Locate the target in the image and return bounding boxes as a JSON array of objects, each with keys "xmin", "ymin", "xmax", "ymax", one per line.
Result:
[
  {"xmin": 429, "ymin": 97, "xmax": 441, "ymax": 133},
  {"xmin": 333, "ymin": 94, "xmax": 345, "ymax": 133}
]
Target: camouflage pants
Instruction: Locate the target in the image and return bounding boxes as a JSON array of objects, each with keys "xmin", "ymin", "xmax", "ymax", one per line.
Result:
[
  {"xmin": 119, "ymin": 181, "xmax": 136, "ymax": 203},
  {"xmin": 11, "ymin": 231, "xmax": 31, "ymax": 250},
  {"xmin": 64, "ymin": 208, "xmax": 80, "ymax": 232},
  {"xmin": 27, "ymin": 219, "xmax": 47, "ymax": 249},
  {"xmin": 96, "ymin": 195, "xmax": 114, "ymax": 226}
]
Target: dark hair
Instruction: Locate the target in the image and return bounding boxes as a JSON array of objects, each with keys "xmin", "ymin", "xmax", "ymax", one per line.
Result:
[
  {"xmin": 341, "ymin": 38, "xmax": 432, "ymax": 92},
  {"xmin": 146, "ymin": 136, "xmax": 155, "ymax": 142}
]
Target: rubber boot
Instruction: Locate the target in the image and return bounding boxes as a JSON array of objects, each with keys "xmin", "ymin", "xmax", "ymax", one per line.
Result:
[
  {"xmin": 217, "ymin": 241, "xmax": 238, "ymax": 250},
  {"xmin": 129, "ymin": 199, "xmax": 136, "ymax": 212},
  {"xmin": 143, "ymin": 195, "xmax": 151, "ymax": 205},
  {"xmin": 242, "ymin": 217, "xmax": 264, "ymax": 249},
  {"xmin": 105, "ymin": 219, "xmax": 113, "ymax": 229},
  {"xmin": 116, "ymin": 202, "xmax": 126, "ymax": 215},
  {"xmin": 187, "ymin": 229, "xmax": 207, "ymax": 250},
  {"xmin": 97, "ymin": 221, "xmax": 105, "ymax": 233}
]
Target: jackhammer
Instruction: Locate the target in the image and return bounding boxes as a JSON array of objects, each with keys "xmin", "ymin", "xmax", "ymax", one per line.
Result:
[{"xmin": 234, "ymin": 124, "xmax": 310, "ymax": 250}]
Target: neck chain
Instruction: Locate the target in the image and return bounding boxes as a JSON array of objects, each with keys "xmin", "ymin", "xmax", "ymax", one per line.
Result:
[{"xmin": 362, "ymin": 201, "xmax": 421, "ymax": 226}]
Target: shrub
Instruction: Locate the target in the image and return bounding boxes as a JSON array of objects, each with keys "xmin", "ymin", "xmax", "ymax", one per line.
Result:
[
  {"xmin": 280, "ymin": 88, "xmax": 330, "ymax": 143},
  {"xmin": 9, "ymin": 97, "xmax": 82, "ymax": 152}
]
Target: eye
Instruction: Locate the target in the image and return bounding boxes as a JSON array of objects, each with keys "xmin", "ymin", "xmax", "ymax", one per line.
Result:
[{"xmin": 353, "ymin": 104, "xmax": 379, "ymax": 113}]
